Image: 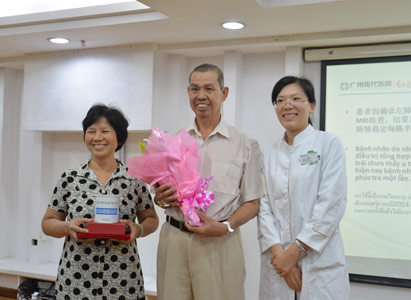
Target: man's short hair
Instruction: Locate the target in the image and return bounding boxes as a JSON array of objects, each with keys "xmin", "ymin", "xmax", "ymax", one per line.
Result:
[{"xmin": 189, "ymin": 63, "xmax": 224, "ymax": 90}]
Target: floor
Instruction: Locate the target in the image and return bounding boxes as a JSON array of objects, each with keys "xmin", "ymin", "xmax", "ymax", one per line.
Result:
[
  {"xmin": 0, "ymin": 296, "xmax": 155, "ymax": 300},
  {"xmin": 0, "ymin": 294, "xmax": 156, "ymax": 299},
  {"xmin": 0, "ymin": 295, "xmax": 155, "ymax": 299},
  {"xmin": 0, "ymin": 296, "xmax": 157, "ymax": 300},
  {"xmin": 0, "ymin": 295, "xmax": 155, "ymax": 300}
]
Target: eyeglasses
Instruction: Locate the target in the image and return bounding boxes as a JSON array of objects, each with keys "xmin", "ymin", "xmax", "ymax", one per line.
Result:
[{"xmin": 274, "ymin": 96, "xmax": 308, "ymax": 107}]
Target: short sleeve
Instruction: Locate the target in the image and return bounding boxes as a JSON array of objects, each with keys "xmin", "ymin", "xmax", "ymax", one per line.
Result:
[
  {"xmin": 240, "ymin": 138, "xmax": 267, "ymax": 203},
  {"xmin": 48, "ymin": 171, "xmax": 69, "ymax": 214},
  {"xmin": 133, "ymin": 179, "xmax": 154, "ymax": 211}
]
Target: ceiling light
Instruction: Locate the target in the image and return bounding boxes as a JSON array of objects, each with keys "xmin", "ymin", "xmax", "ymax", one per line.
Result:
[
  {"xmin": 47, "ymin": 37, "xmax": 70, "ymax": 44},
  {"xmin": 222, "ymin": 21, "xmax": 245, "ymax": 30}
]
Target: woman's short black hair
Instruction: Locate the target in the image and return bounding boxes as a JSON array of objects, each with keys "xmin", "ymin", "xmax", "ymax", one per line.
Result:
[
  {"xmin": 82, "ymin": 104, "xmax": 129, "ymax": 152},
  {"xmin": 271, "ymin": 76, "xmax": 316, "ymax": 106},
  {"xmin": 271, "ymin": 76, "xmax": 316, "ymax": 125}
]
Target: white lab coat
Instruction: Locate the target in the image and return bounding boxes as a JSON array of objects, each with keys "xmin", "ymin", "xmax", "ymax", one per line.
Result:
[{"xmin": 258, "ymin": 125, "xmax": 350, "ymax": 300}]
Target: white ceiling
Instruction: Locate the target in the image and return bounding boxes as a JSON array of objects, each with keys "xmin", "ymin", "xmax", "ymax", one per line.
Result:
[
  {"xmin": 0, "ymin": 0, "xmax": 146, "ymax": 17},
  {"xmin": 1, "ymin": 0, "xmax": 411, "ymax": 65}
]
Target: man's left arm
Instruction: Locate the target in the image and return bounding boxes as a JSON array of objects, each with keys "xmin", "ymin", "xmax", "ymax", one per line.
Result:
[
  {"xmin": 185, "ymin": 199, "xmax": 259, "ymax": 238},
  {"xmin": 227, "ymin": 199, "xmax": 259, "ymax": 230},
  {"xmin": 187, "ymin": 137, "xmax": 265, "ymax": 237}
]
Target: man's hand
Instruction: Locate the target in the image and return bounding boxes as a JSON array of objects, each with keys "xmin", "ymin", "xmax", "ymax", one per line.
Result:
[
  {"xmin": 153, "ymin": 183, "xmax": 178, "ymax": 208},
  {"xmin": 185, "ymin": 210, "xmax": 228, "ymax": 238}
]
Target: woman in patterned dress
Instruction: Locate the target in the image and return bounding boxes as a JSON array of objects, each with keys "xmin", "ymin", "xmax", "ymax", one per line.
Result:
[{"xmin": 42, "ymin": 104, "xmax": 159, "ymax": 300}]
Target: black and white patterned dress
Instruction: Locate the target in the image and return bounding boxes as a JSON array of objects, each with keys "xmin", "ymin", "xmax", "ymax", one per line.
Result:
[{"xmin": 49, "ymin": 161, "xmax": 153, "ymax": 300}]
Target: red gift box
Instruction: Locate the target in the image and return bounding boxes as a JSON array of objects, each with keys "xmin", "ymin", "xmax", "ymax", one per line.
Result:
[
  {"xmin": 87, "ymin": 222, "xmax": 125, "ymax": 234},
  {"xmin": 76, "ymin": 222, "xmax": 130, "ymax": 240}
]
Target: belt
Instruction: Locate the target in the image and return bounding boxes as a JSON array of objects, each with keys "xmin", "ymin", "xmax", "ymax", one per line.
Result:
[
  {"xmin": 166, "ymin": 216, "xmax": 191, "ymax": 233},
  {"xmin": 166, "ymin": 216, "xmax": 229, "ymax": 233}
]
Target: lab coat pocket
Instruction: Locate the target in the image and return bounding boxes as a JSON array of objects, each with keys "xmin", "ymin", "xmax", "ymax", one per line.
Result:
[
  {"xmin": 307, "ymin": 234, "xmax": 350, "ymax": 300},
  {"xmin": 303, "ymin": 161, "xmax": 321, "ymax": 182},
  {"xmin": 309, "ymin": 232, "xmax": 345, "ymax": 270}
]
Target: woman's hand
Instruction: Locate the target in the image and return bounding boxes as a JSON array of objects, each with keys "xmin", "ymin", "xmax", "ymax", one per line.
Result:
[
  {"xmin": 116, "ymin": 207, "xmax": 159, "ymax": 244},
  {"xmin": 116, "ymin": 220, "xmax": 142, "ymax": 244},
  {"xmin": 270, "ymin": 243, "xmax": 299, "ymax": 277},
  {"xmin": 41, "ymin": 207, "xmax": 92, "ymax": 241},
  {"xmin": 67, "ymin": 218, "xmax": 93, "ymax": 242},
  {"xmin": 283, "ymin": 265, "xmax": 302, "ymax": 292}
]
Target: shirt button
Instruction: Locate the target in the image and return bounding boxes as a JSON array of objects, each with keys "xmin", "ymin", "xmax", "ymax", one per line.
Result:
[
  {"xmin": 101, "ymin": 190, "xmax": 107, "ymax": 194},
  {"xmin": 98, "ymin": 268, "xmax": 103, "ymax": 272},
  {"xmin": 314, "ymin": 224, "xmax": 321, "ymax": 230},
  {"xmin": 101, "ymin": 239, "xmax": 106, "ymax": 245}
]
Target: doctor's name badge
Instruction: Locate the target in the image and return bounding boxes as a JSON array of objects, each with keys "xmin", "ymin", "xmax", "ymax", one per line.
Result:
[{"xmin": 299, "ymin": 150, "xmax": 320, "ymax": 165}]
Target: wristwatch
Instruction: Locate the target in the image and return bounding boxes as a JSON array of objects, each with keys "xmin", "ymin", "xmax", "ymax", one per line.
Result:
[
  {"xmin": 295, "ymin": 239, "xmax": 307, "ymax": 258},
  {"xmin": 222, "ymin": 221, "xmax": 234, "ymax": 233}
]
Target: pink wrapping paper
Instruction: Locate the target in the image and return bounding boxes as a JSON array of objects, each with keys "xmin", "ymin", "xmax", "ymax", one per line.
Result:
[{"xmin": 127, "ymin": 128, "xmax": 214, "ymax": 226}]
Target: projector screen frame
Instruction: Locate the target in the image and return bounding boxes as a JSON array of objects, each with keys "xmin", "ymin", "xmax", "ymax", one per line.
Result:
[{"xmin": 320, "ymin": 54, "xmax": 411, "ymax": 288}]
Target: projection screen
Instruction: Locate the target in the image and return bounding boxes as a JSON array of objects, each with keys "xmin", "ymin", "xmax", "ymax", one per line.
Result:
[{"xmin": 320, "ymin": 55, "xmax": 411, "ymax": 287}]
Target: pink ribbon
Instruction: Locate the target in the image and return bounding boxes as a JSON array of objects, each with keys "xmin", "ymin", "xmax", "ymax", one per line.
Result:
[{"xmin": 180, "ymin": 177, "xmax": 214, "ymax": 226}]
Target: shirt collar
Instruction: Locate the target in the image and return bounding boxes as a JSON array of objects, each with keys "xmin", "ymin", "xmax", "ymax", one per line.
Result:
[
  {"xmin": 186, "ymin": 117, "xmax": 230, "ymax": 139},
  {"xmin": 76, "ymin": 160, "xmax": 132, "ymax": 180},
  {"xmin": 282, "ymin": 124, "xmax": 314, "ymax": 147}
]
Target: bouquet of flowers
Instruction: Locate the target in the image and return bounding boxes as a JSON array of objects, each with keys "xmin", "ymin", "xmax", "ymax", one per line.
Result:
[{"xmin": 126, "ymin": 128, "xmax": 214, "ymax": 226}]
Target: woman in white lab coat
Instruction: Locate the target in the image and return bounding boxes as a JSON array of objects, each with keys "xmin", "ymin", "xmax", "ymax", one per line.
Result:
[{"xmin": 258, "ymin": 76, "xmax": 350, "ymax": 300}]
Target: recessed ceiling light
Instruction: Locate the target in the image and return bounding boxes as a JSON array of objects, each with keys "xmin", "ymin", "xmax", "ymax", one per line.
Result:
[
  {"xmin": 47, "ymin": 37, "xmax": 70, "ymax": 44},
  {"xmin": 222, "ymin": 21, "xmax": 245, "ymax": 30}
]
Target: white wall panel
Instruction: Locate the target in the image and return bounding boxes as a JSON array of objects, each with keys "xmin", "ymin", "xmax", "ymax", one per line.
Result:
[
  {"xmin": 21, "ymin": 46, "xmax": 154, "ymax": 131},
  {"xmin": 0, "ymin": 69, "xmax": 22, "ymax": 259},
  {"xmin": 242, "ymin": 51, "xmax": 286, "ymax": 150}
]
